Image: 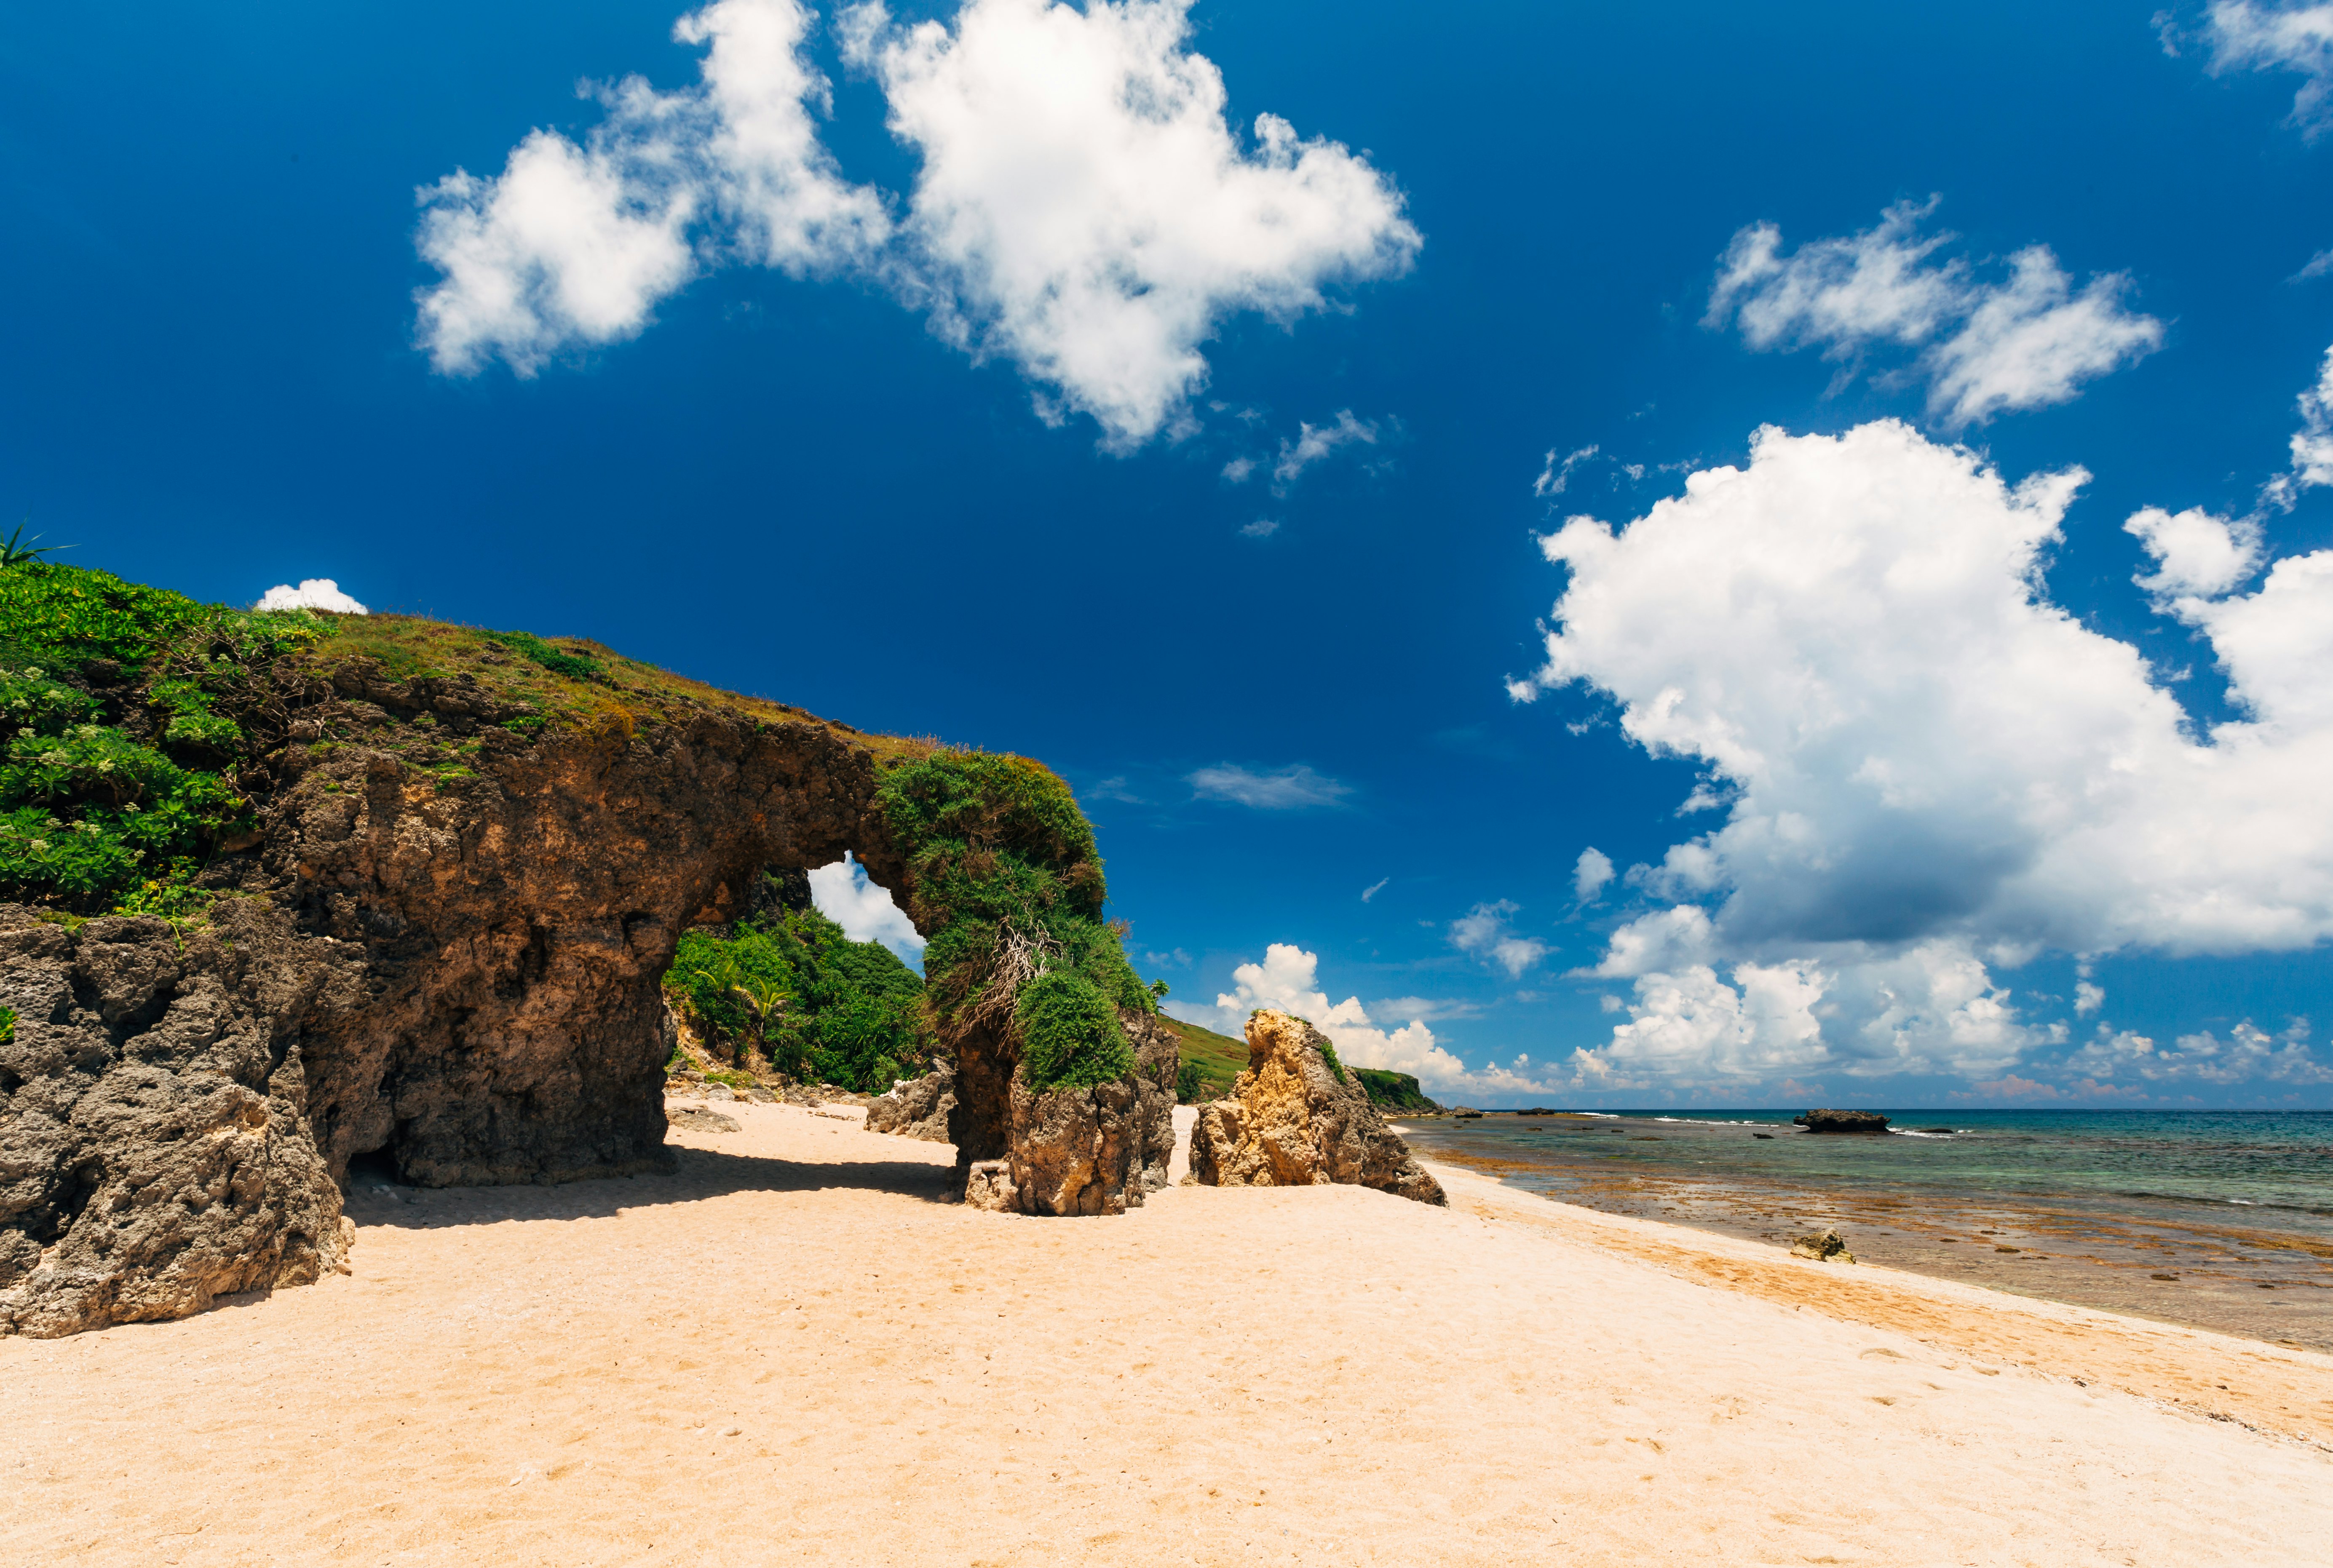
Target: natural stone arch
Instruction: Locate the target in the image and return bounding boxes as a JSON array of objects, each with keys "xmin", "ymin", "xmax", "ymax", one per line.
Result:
[{"xmin": 1, "ymin": 677, "xmax": 1172, "ymax": 1338}]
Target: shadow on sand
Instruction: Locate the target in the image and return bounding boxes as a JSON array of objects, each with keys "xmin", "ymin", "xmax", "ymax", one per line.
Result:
[{"xmin": 342, "ymin": 1140, "xmax": 959, "ymax": 1233}]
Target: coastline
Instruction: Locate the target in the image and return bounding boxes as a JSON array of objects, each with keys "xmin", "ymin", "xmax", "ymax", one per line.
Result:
[
  {"xmin": 2, "ymin": 1101, "xmax": 2328, "ymax": 1565},
  {"xmin": 1394, "ymin": 1111, "xmax": 2333, "ymax": 1354}
]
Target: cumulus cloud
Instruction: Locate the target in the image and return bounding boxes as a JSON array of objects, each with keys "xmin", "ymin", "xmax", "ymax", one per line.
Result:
[
  {"xmin": 2262, "ymin": 342, "xmax": 2333, "ymax": 507},
  {"xmin": 1573, "ymin": 847, "xmax": 1615, "ymax": 903},
  {"xmin": 847, "ymin": 0, "xmax": 1418, "ymax": 446},
  {"xmin": 2124, "ymin": 505, "xmax": 2263, "ymax": 599},
  {"xmin": 1704, "ymin": 200, "xmax": 2161, "ymax": 426},
  {"xmin": 1447, "ymin": 900, "xmax": 1549, "ymax": 978},
  {"xmin": 416, "ymin": 0, "xmax": 884, "ymax": 375},
  {"xmin": 1266, "ymin": 410, "xmax": 1378, "ymax": 493},
  {"xmin": 1186, "ymin": 763, "xmax": 1351, "ymax": 809},
  {"xmin": 417, "ymin": 0, "xmax": 1416, "ymax": 447},
  {"xmin": 257, "ymin": 579, "xmax": 368, "ymax": 614},
  {"xmin": 2192, "ymin": 2, "xmax": 2333, "ymax": 134},
  {"xmin": 1171, "ymin": 943, "xmax": 1564, "ymax": 1100},
  {"xmin": 808, "ymin": 852, "xmax": 926, "ymax": 964},
  {"xmin": 1512, "ymin": 419, "xmax": 2333, "ymax": 1085},
  {"xmin": 2062, "ymin": 1018, "xmax": 2332, "ymax": 1084}
]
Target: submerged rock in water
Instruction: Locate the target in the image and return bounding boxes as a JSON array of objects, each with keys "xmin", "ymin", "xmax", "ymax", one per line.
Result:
[
  {"xmin": 1793, "ymin": 1108, "xmax": 1892, "ymax": 1134},
  {"xmin": 865, "ymin": 1059, "xmax": 956, "ymax": 1143},
  {"xmin": 1791, "ymin": 1226, "xmax": 1857, "ymax": 1263},
  {"xmin": 1188, "ymin": 1010, "xmax": 1445, "ymax": 1206}
]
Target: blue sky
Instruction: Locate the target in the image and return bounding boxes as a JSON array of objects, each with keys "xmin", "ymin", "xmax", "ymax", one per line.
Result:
[{"xmin": 5, "ymin": 2, "xmax": 2332, "ymax": 1106}]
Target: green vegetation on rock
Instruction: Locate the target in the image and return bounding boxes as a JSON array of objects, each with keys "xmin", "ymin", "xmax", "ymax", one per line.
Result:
[
  {"xmin": 872, "ymin": 749, "xmax": 1152, "ymax": 1092},
  {"xmin": 0, "ymin": 561, "xmax": 321, "ymax": 913},
  {"xmin": 664, "ymin": 898, "xmax": 931, "ymax": 1093},
  {"xmin": 1354, "ymin": 1068, "xmax": 1441, "ymax": 1114}
]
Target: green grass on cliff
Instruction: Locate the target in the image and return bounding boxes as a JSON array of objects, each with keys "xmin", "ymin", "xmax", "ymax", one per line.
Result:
[
  {"xmin": 1354, "ymin": 1068, "xmax": 1441, "ymax": 1114},
  {"xmin": 1160, "ymin": 1015, "xmax": 1247, "ymax": 1101}
]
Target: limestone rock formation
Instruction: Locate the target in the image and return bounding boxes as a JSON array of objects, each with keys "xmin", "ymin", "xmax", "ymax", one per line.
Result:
[
  {"xmin": 865, "ymin": 1059, "xmax": 956, "ymax": 1143},
  {"xmin": 1791, "ymin": 1226, "xmax": 1857, "ymax": 1263},
  {"xmin": 3, "ymin": 576, "xmax": 1180, "ymax": 1334},
  {"xmin": 955, "ymin": 1011, "xmax": 1177, "ymax": 1215},
  {"xmin": 1188, "ymin": 1010, "xmax": 1445, "ymax": 1206},
  {"xmin": 0, "ymin": 903, "xmax": 364, "ymax": 1338},
  {"xmin": 1794, "ymin": 1109, "xmax": 1891, "ymax": 1134}
]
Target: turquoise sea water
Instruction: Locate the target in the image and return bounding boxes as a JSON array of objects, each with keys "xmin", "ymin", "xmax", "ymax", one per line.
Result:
[
  {"xmin": 1476, "ymin": 1109, "xmax": 2333, "ymax": 1232},
  {"xmin": 1397, "ymin": 1109, "xmax": 2333, "ymax": 1344}
]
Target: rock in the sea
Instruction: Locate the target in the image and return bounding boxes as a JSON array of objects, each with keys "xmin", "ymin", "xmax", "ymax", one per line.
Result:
[
  {"xmin": 1790, "ymin": 1226, "xmax": 1857, "ymax": 1263},
  {"xmin": 865, "ymin": 1059, "xmax": 956, "ymax": 1143},
  {"xmin": 1188, "ymin": 1010, "xmax": 1445, "ymax": 1206},
  {"xmin": 0, "ymin": 904, "xmax": 364, "ymax": 1338},
  {"xmin": 666, "ymin": 1105, "xmax": 741, "ymax": 1133},
  {"xmin": 1793, "ymin": 1108, "xmax": 1891, "ymax": 1134}
]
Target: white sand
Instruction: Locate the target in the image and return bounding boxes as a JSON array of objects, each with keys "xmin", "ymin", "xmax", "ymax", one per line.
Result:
[{"xmin": 3, "ymin": 1098, "xmax": 2329, "ymax": 1566}]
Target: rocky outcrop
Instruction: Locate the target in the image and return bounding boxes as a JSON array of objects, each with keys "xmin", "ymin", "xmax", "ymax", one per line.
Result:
[
  {"xmin": 0, "ymin": 902, "xmax": 366, "ymax": 1338},
  {"xmin": 3, "ymin": 617, "xmax": 1178, "ymax": 1335},
  {"xmin": 865, "ymin": 1059, "xmax": 956, "ymax": 1143},
  {"xmin": 956, "ymin": 1011, "xmax": 1177, "ymax": 1215},
  {"xmin": 1188, "ymin": 1010, "xmax": 1445, "ymax": 1206},
  {"xmin": 1791, "ymin": 1226, "xmax": 1856, "ymax": 1263},
  {"xmin": 1794, "ymin": 1109, "xmax": 1891, "ymax": 1134}
]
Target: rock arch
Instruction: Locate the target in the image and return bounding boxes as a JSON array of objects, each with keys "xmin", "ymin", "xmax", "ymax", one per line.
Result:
[{"xmin": 0, "ymin": 700, "xmax": 1172, "ymax": 1338}]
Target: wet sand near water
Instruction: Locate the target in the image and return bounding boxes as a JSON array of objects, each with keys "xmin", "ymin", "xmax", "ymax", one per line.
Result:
[
  {"xmin": 1398, "ymin": 1113, "xmax": 2333, "ymax": 1353},
  {"xmin": 1, "ymin": 1099, "xmax": 2329, "ymax": 1566}
]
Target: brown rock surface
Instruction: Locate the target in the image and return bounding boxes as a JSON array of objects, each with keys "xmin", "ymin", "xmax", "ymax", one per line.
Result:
[
  {"xmin": 1188, "ymin": 1010, "xmax": 1445, "ymax": 1206},
  {"xmin": 951, "ymin": 1010, "xmax": 1177, "ymax": 1215},
  {"xmin": 865, "ymin": 1059, "xmax": 957, "ymax": 1143},
  {"xmin": 0, "ymin": 902, "xmax": 364, "ymax": 1337}
]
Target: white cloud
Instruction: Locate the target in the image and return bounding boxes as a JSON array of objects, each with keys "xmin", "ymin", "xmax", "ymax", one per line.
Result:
[
  {"xmin": 1705, "ymin": 200, "xmax": 2161, "ymax": 426},
  {"xmin": 2263, "ymin": 342, "xmax": 2333, "ymax": 506},
  {"xmin": 1220, "ymin": 456, "xmax": 1257, "ymax": 483},
  {"xmin": 1448, "ymin": 899, "xmax": 1548, "ymax": 978},
  {"xmin": 849, "ymin": 0, "xmax": 1418, "ymax": 447},
  {"xmin": 1268, "ymin": 409, "xmax": 1379, "ymax": 493},
  {"xmin": 1511, "ymin": 418, "xmax": 2333, "ymax": 1083},
  {"xmin": 257, "ymin": 578, "xmax": 368, "ymax": 614},
  {"xmin": 1187, "ymin": 763, "xmax": 1350, "ymax": 808},
  {"xmin": 1534, "ymin": 444, "xmax": 1599, "ymax": 497},
  {"xmin": 418, "ymin": 0, "xmax": 1415, "ymax": 447},
  {"xmin": 1573, "ymin": 847, "xmax": 1615, "ymax": 903},
  {"xmin": 2063, "ymin": 1018, "xmax": 2332, "ymax": 1084},
  {"xmin": 1173, "ymin": 943, "xmax": 1568, "ymax": 1101},
  {"xmin": 1360, "ymin": 876, "xmax": 1389, "ymax": 903},
  {"xmin": 1238, "ymin": 518, "xmax": 1281, "ymax": 539},
  {"xmin": 415, "ymin": 0, "xmax": 884, "ymax": 376},
  {"xmin": 2194, "ymin": 2, "xmax": 2333, "ymax": 135},
  {"xmin": 2124, "ymin": 504, "xmax": 2263, "ymax": 599},
  {"xmin": 808, "ymin": 852, "xmax": 926, "ymax": 964},
  {"xmin": 2074, "ymin": 980, "xmax": 2106, "ymax": 1015}
]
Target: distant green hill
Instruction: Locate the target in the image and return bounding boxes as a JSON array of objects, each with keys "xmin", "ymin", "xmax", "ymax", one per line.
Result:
[
  {"xmin": 1160, "ymin": 1015, "xmax": 1249, "ymax": 1102},
  {"xmin": 1354, "ymin": 1068, "xmax": 1440, "ymax": 1114}
]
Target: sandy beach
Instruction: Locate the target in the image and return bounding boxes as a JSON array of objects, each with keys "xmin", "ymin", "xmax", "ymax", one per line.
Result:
[{"xmin": 5, "ymin": 1102, "xmax": 2330, "ymax": 1567}]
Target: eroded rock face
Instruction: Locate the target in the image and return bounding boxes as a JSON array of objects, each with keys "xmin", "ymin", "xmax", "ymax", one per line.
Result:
[
  {"xmin": 1188, "ymin": 1010, "xmax": 1445, "ymax": 1206},
  {"xmin": 865, "ymin": 1058, "xmax": 956, "ymax": 1143},
  {"xmin": 1794, "ymin": 1109, "xmax": 1890, "ymax": 1134},
  {"xmin": 0, "ymin": 902, "xmax": 365, "ymax": 1337},
  {"xmin": 954, "ymin": 1011, "xmax": 1177, "ymax": 1215}
]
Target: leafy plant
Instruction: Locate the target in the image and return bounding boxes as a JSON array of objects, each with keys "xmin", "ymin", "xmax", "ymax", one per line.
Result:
[
  {"xmin": 0, "ymin": 1003, "xmax": 14, "ymax": 1045},
  {"xmin": 1175, "ymin": 1061, "xmax": 1205, "ymax": 1103},
  {"xmin": 0, "ymin": 523, "xmax": 67, "ymax": 568},
  {"xmin": 873, "ymin": 749, "xmax": 1151, "ymax": 1093}
]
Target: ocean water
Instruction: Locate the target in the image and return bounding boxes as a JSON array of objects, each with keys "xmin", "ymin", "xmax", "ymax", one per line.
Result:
[{"xmin": 1396, "ymin": 1109, "xmax": 2333, "ymax": 1347}]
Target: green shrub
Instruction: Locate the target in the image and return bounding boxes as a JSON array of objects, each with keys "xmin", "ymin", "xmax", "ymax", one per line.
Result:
[
  {"xmin": 1175, "ymin": 1061, "xmax": 1205, "ymax": 1103},
  {"xmin": 0, "ymin": 561, "xmax": 311, "ymax": 912},
  {"xmin": 664, "ymin": 899, "xmax": 932, "ymax": 1093},
  {"xmin": 484, "ymin": 629, "xmax": 600, "ymax": 682},
  {"xmin": 873, "ymin": 750, "xmax": 1150, "ymax": 1093},
  {"xmin": 1316, "ymin": 1034, "xmax": 1347, "ymax": 1083},
  {"xmin": 0, "ymin": 1004, "xmax": 14, "ymax": 1045}
]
